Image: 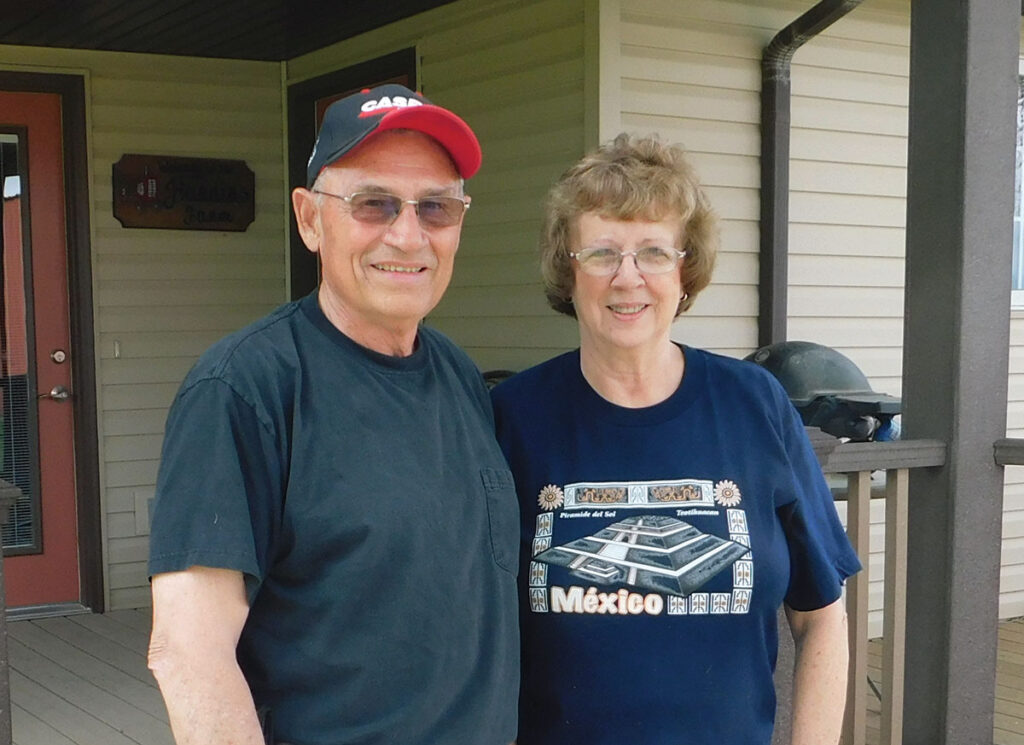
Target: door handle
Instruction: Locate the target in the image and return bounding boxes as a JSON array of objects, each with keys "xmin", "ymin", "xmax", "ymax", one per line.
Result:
[{"xmin": 37, "ymin": 385, "xmax": 71, "ymax": 401}]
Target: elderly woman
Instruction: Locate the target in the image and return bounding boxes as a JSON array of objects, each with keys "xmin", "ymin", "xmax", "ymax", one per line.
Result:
[{"xmin": 491, "ymin": 134, "xmax": 860, "ymax": 745}]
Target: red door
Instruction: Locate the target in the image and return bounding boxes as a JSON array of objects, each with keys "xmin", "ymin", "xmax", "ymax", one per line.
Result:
[{"xmin": 0, "ymin": 90, "xmax": 79, "ymax": 607}]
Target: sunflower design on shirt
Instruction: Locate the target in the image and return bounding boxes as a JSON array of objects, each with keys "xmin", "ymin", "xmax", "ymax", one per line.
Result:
[
  {"xmin": 537, "ymin": 484, "xmax": 564, "ymax": 511},
  {"xmin": 714, "ymin": 479, "xmax": 742, "ymax": 507}
]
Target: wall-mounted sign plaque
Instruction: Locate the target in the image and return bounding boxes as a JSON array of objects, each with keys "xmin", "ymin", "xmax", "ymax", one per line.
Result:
[{"xmin": 112, "ymin": 154, "xmax": 255, "ymax": 231}]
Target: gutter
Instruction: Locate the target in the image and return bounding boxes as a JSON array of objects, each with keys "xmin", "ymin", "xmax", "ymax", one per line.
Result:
[{"xmin": 759, "ymin": 0, "xmax": 863, "ymax": 346}]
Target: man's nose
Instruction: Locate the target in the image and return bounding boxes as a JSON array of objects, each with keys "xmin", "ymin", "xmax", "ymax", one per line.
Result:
[{"xmin": 383, "ymin": 201, "xmax": 426, "ymax": 249}]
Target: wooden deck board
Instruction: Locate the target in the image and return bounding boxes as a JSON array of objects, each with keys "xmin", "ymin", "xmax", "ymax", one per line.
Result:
[
  {"xmin": 103, "ymin": 608, "xmax": 153, "ymax": 635},
  {"xmin": 9, "ymin": 612, "xmax": 173, "ymax": 745},
  {"xmin": 65, "ymin": 611, "xmax": 152, "ymax": 653},
  {"xmin": 8, "ymin": 637, "xmax": 173, "ymax": 745},
  {"xmin": 25, "ymin": 616, "xmax": 153, "ymax": 685},
  {"xmin": 9, "ymin": 620, "xmax": 167, "ymax": 720},
  {"xmin": 11, "ymin": 704, "xmax": 76, "ymax": 745},
  {"xmin": 8, "ymin": 612, "xmax": 1024, "ymax": 745},
  {"xmin": 854, "ymin": 617, "xmax": 1024, "ymax": 745},
  {"xmin": 10, "ymin": 668, "xmax": 142, "ymax": 745}
]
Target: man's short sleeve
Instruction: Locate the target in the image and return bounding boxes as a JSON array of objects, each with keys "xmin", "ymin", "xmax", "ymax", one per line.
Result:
[{"xmin": 148, "ymin": 377, "xmax": 283, "ymax": 601}]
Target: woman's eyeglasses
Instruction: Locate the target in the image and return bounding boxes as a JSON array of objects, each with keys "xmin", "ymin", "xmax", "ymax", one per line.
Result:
[
  {"xmin": 570, "ymin": 246, "xmax": 686, "ymax": 276},
  {"xmin": 312, "ymin": 190, "xmax": 470, "ymax": 228}
]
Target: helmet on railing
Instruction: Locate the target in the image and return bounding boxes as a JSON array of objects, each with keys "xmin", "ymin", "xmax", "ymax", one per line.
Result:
[
  {"xmin": 483, "ymin": 369, "xmax": 516, "ymax": 390},
  {"xmin": 745, "ymin": 341, "xmax": 901, "ymax": 442}
]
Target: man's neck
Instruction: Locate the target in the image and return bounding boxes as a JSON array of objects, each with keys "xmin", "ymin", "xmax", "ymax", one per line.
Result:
[{"xmin": 317, "ymin": 289, "xmax": 420, "ymax": 357}]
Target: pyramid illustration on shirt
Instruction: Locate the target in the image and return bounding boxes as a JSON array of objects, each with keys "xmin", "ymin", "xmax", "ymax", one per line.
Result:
[{"xmin": 534, "ymin": 515, "xmax": 749, "ymax": 597}]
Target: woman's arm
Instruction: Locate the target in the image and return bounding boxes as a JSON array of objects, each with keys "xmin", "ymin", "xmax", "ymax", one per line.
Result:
[{"xmin": 785, "ymin": 597, "xmax": 849, "ymax": 745}]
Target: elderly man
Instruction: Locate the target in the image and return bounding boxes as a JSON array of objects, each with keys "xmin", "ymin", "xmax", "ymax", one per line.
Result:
[{"xmin": 147, "ymin": 85, "xmax": 519, "ymax": 745}]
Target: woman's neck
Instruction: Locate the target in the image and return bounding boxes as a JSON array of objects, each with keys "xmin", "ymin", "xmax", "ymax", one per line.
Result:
[{"xmin": 579, "ymin": 341, "xmax": 685, "ymax": 408}]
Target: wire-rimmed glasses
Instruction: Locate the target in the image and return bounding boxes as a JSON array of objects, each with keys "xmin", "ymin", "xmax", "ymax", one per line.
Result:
[
  {"xmin": 312, "ymin": 190, "xmax": 470, "ymax": 228},
  {"xmin": 570, "ymin": 246, "xmax": 686, "ymax": 276}
]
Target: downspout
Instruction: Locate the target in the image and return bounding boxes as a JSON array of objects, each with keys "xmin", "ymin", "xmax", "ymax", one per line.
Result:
[{"xmin": 759, "ymin": 0, "xmax": 863, "ymax": 347}]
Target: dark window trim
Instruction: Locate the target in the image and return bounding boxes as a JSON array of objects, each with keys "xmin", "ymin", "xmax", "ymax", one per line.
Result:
[{"xmin": 286, "ymin": 48, "xmax": 418, "ymax": 300}]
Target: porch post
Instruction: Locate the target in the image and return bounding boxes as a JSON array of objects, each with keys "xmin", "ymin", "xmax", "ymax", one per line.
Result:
[
  {"xmin": 901, "ymin": 1, "xmax": 1018, "ymax": 743},
  {"xmin": 0, "ymin": 484, "xmax": 19, "ymax": 745}
]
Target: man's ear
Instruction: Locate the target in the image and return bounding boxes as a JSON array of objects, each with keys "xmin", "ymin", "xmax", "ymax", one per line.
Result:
[{"xmin": 292, "ymin": 188, "xmax": 321, "ymax": 253}]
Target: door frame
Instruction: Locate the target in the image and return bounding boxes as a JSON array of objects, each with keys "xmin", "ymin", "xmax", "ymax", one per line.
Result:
[{"xmin": 0, "ymin": 71, "xmax": 102, "ymax": 613}]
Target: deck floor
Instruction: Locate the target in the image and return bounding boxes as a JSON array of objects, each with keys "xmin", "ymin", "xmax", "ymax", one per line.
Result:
[
  {"xmin": 859, "ymin": 620, "xmax": 1024, "ymax": 745},
  {"xmin": 8, "ymin": 609, "xmax": 172, "ymax": 745},
  {"xmin": 7, "ymin": 610, "xmax": 1024, "ymax": 745},
  {"xmin": 994, "ymin": 619, "xmax": 1024, "ymax": 744}
]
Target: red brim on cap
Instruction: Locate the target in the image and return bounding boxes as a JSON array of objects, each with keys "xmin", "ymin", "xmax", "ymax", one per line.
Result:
[{"xmin": 375, "ymin": 104, "xmax": 482, "ymax": 179}]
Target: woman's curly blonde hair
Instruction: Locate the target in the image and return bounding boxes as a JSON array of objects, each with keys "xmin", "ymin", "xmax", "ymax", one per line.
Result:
[{"xmin": 539, "ymin": 133, "xmax": 719, "ymax": 318}]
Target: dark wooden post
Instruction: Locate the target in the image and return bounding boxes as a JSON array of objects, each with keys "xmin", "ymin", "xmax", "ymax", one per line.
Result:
[
  {"xmin": 901, "ymin": 1, "xmax": 1019, "ymax": 743},
  {"xmin": 0, "ymin": 480, "xmax": 22, "ymax": 745}
]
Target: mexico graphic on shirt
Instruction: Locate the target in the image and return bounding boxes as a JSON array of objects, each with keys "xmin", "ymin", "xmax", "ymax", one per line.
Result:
[{"xmin": 527, "ymin": 478, "xmax": 754, "ymax": 617}]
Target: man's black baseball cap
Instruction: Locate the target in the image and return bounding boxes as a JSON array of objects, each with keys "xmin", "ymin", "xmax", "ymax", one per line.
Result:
[{"xmin": 305, "ymin": 83, "xmax": 481, "ymax": 187}]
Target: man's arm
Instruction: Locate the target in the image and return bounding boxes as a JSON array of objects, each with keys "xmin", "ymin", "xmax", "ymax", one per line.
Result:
[
  {"xmin": 149, "ymin": 566, "xmax": 265, "ymax": 745},
  {"xmin": 786, "ymin": 596, "xmax": 849, "ymax": 745}
]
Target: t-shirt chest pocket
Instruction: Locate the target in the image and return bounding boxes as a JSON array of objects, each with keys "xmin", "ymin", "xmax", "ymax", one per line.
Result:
[{"xmin": 480, "ymin": 467, "xmax": 519, "ymax": 574}]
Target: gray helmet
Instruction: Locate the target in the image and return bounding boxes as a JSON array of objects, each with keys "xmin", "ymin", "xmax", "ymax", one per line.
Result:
[{"xmin": 745, "ymin": 341, "xmax": 900, "ymax": 441}]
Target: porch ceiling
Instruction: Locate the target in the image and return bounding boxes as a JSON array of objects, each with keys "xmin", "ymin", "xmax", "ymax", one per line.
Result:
[{"xmin": 0, "ymin": 0, "xmax": 458, "ymax": 62}]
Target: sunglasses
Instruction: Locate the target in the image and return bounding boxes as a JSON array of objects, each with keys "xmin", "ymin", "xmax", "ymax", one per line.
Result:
[{"xmin": 313, "ymin": 190, "xmax": 470, "ymax": 228}]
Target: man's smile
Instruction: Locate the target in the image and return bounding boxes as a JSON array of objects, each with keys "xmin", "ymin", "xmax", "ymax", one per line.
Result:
[{"xmin": 372, "ymin": 262, "xmax": 427, "ymax": 273}]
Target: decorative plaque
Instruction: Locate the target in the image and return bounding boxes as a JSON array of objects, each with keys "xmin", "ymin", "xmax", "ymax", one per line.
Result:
[{"xmin": 112, "ymin": 154, "xmax": 255, "ymax": 231}]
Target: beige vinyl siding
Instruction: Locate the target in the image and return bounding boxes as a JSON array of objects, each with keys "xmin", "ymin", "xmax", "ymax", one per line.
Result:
[
  {"xmin": 615, "ymin": 0, "xmax": 773, "ymax": 359},
  {"xmin": 615, "ymin": 0, "xmax": 910, "ymax": 369},
  {"xmin": 615, "ymin": 0, "xmax": 1024, "ymax": 629},
  {"xmin": 2, "ymin": 0, "xmax": 1021, "ymax": 627},
  {"xmin": 994, "ymin": 30, "xmax": 1024, "ymax": 624},
  {"xmin": 287, "ymin": 0, "xmax": 588, "ymax": 373},
  {"xmin": 787, "ymin": 7, "xmax": 909, "ymax": 399},
  {"xmin": 0, "ymin": 46, "xmax": 287, "ymax": 609},
  {"xmin": 1003, "ymin": 318, "xmax": 1024, "ymax": 616},
  {"xmin": 1005, "ymin": 33, "xmax": 1024, "ymax": 618}
]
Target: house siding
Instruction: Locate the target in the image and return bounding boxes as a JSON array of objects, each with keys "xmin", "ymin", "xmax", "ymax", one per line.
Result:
[
  {"xmin": 1, "ymin": 0, "xmax": 1021, "ymax": 623},
  {"xmin": 611, "ymin": 0, "xmax": 1024, "ymax": 631},
  {"xmin": 287, "ymin": 0, "xmax": 590, "ymax": 373},
  {"xmin": 0, "ymin": 46, "xmax": 286, "ymax": 609},
  {"xmin": 1, "ymin": 0, "xmax": 592, "ymax": 611}
]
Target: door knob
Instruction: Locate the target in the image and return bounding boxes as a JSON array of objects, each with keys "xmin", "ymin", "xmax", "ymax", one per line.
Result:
[{"xmin": 37, "ymin": 385, "xmax": 71, "ymax": 401}]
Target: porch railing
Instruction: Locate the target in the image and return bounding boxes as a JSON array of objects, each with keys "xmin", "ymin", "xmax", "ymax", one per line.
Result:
[
  {"xmin": 994, "ymin": 438, "xmax": 1024, "ymax": 469},
  {"xmin": 807, "ymin": 434, "xmax": 947, "ymax": 745}
]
